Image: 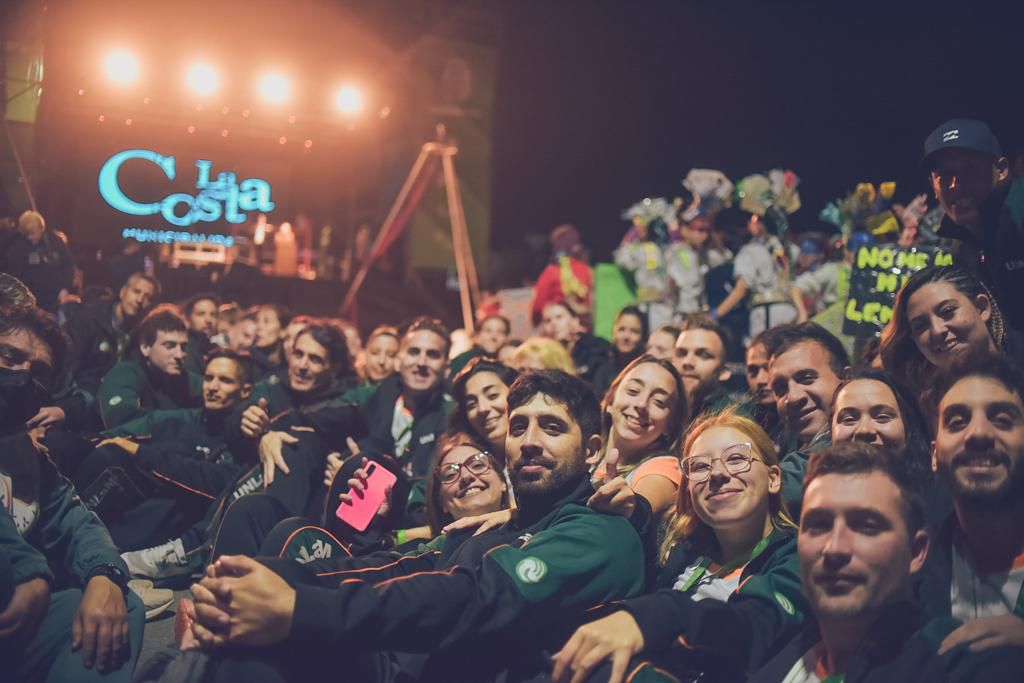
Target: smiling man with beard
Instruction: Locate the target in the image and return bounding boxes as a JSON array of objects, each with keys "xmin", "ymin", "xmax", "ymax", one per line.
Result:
[
  {"xmin": 768, "ymin": 323, "xmax": 849, "ymax": 518},
  {"xmin": 749, "ymin": 442, "xmax": 1022, "ymax": 682},
  {"xmin": 181, "ymin": 370, "xmax": 644, "ymax": 683},
  {"xmin": 915, "ymin": 352, "xmax": 1024, "ymax": 653}
]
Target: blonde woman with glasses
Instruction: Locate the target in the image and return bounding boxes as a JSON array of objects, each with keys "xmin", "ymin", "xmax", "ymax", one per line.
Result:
[{"xmin": 553, "ymin": 410, "xmax": 808, "ymax": 683}]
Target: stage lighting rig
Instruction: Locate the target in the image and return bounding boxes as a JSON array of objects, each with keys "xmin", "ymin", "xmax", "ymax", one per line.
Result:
[
  {"xmin": 258, "ymin": 71, "xmax": 290, "ymax": 104},
  {"xmin": 186, "ymin": 62, "xmax": 218, "ymax": 96},
  {"xmin": 333, "ymin": 85, "xmax": 364, "ymax": 116},
  {"xmin": 103, "ymin": 50, "xmax": 140, "ymax": 86}
]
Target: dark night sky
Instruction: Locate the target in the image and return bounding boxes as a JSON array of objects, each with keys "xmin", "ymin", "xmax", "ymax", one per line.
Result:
[
  {"xmin": 489, "ymin": 0, "xmax": 1024, "ymax": 267},
  {"xmin": 24, "ymin": 0, "xmax": 1024, "ymax": 286}
]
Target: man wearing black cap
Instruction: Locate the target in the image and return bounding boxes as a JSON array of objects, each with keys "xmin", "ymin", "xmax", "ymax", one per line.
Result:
[{"xmin": 923, "ymin": 118, "xmax": 1024, "ymax": 335}]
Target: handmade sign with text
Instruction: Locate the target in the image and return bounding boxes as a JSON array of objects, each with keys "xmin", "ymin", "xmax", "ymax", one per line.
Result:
[{"xmin": 842, "ymin": 244, "xmax": 953, "ymax": 338}]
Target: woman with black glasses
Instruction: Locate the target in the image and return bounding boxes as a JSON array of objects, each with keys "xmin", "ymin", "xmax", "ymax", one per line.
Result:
[{"xmin": 424, "ymin": 433, "xmax": 510, "ymax": 538}]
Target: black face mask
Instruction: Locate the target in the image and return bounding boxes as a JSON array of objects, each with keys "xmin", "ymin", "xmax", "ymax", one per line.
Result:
[{"xmin": 0, "ymin": 368, "xmax": 48, "ymax": 432}]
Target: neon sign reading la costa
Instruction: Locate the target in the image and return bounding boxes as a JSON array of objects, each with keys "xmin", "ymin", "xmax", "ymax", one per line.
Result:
[{"xmin": 98, "ymin": 149, "xmax": 275, "ymax": 227}]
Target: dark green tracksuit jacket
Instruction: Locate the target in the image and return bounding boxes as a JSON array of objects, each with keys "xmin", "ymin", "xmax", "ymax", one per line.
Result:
[
  {"xmin": 619, "ymin": 528, "xmax": 808, "ymax": 681},
  {"xmin": 62, "ymin": 299, "xmax": 131, "ymax": 397},
  {"xmin": 259, "ymin": 477, "xmax": 645, "ymax": 682},
  {"xmin": 777, "ymin": 429, "xmax": 832, "ymax": 520},
  {"xmin": 243, "ymin": 373, "xmax": 355, "ymax": 424},
  {"xmin": 228, "ymin": 373, "xmax": 358, "ymax": 463},
  {"xmin": 748, "ymin": 601, "xmax": 1024, "ymax": 683},
  {"xmin": 0, "ymin": 432, "xmax": 130, "ymax": 586},
  {"xmin": 97, "ymin": 358, "xmax": 202, "ymax": 429},
  {"xmin": 204, "ymin": 376, "xmax": 363, "ymax": 521},
  {"xmin": 184, "ymin": 330, "xmax": 213, "ymax": 377},
  {"xmin": 79, "ymin": 408, "xmax": 246, "ymax": 550},
  {"xmin": 249, "ymin": 346, "xmax": 285, "ymax": 383},
  {"xmin": 0, "ymin": 432, "xmax": 145, "ymax": 680},
  {"xmin": 103, "ymin": 405, "xmax": 247, "ymax": 494}
]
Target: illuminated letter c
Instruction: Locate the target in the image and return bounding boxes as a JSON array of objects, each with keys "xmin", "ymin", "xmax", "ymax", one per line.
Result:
[{"xmin": 98, "ymin": 149, "xmax": 177, "ymax": 216}]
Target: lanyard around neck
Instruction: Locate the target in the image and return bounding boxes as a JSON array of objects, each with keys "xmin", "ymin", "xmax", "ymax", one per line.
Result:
[{"xmin": 678, "ymin": 533, "xmax": 772, "ymax": 593}]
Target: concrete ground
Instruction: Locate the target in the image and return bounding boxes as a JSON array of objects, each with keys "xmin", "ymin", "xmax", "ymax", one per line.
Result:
[{"xmin": 138, "ymin": 589, "xmax": 190, "ymax": 668}]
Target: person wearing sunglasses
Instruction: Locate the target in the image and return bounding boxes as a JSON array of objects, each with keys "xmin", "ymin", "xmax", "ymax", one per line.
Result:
[{"xmin": 553, "ymin": 410, "xmax": 807, "ymax": 683}]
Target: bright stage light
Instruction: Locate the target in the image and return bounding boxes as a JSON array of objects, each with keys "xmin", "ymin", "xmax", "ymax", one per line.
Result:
[
  {"xmin": 258, "ymin": 71, "xmax": 290, "ymax": 104},
  {"xmin": 333, "ymin": 85, "xmax": 363, "ymax": 116},
  {"xmin": 103, "ymin": 50, "xmax": 140, "ymax": 86},
  {"xmin": 186, "ymin": 62, "xmax": 218, "ymax": 96}
]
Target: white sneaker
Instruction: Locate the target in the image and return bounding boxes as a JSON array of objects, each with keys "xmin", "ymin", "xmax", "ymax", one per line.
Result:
[
  {"xmin": 121, "ymin": 538, "xmax": 191, "ymax": 580},
  {"xmin": 128, "ymin": 579, "xmax": 174, "ymax": 621}
]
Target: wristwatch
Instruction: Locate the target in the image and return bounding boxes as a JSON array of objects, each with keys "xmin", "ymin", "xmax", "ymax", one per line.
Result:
[{"xmin": 85, "ymin": 563, "xmax": 130, "ymax": 595}]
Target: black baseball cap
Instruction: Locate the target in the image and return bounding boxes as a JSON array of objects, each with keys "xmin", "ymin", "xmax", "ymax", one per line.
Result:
[{"xmin": 923, "ymin": 118, "xmax": 1002, "ymax": 168}]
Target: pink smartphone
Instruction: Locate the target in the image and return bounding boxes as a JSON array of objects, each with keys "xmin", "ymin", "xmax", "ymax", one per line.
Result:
[{"xmin": 335, "ymin": 462, "xmax": 397, "ymax": 532}]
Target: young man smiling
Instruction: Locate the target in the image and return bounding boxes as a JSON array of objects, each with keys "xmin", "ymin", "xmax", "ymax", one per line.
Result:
[
  {"xmin": 768, "ymin": 323, "xmax": 848, "ymax": 518},
  {"xmin": 751, "ymin": 442, "xmax": 1022, "ymax": 682},
  {"xmin": 915, "ymin": 353, "xmax": 1024, "ymax": 653}
]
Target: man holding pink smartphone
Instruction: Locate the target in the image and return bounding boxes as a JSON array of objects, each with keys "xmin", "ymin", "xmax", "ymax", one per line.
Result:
[{"xmin": 188, "ymin": 370, "xmax": 647, "ymax": 682}]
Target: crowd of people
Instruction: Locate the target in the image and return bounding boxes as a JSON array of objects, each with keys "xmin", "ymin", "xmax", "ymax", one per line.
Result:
[{"xmin": 0, "ymin": 117, "xmax": 1022, "ymax": 683}]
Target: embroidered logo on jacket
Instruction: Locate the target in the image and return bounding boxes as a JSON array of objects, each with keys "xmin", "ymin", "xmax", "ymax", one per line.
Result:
[
  {"xmin": 774, "ymin": 591, "xmax": 796, "ymax": 616},
  {"xmin": 515, "ymin": 557, "xmax": 548, "ymax": 584},
  {"xmin": 295, "ymin": 539, "xmax": 333, "ymax": 564}
]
